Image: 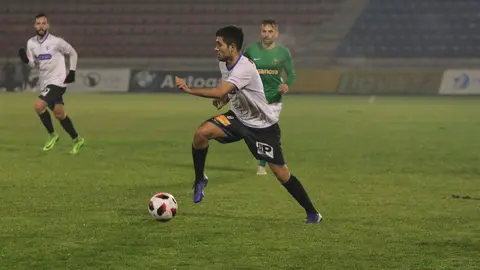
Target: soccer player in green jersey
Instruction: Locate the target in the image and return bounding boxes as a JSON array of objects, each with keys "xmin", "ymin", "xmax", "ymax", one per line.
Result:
[{"xmin": 243, "ymin": 19, "xmax": 295, "ymax": 176}]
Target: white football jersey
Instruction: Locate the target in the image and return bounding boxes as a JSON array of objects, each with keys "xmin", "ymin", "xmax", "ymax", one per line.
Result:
[
  {"xmin": 219, "ymin": 56, "xmax": 278, "ymax": 128},
  {"xmin": 26, "ymin": 34, "xmax": 73, "ymax": 89}
]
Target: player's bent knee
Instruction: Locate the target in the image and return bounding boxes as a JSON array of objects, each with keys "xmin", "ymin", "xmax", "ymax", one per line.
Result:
[
  {"xmin": 53, "ymin": 111, "xmax": 66, "ymax": 120},
  {"xmin": 53, "ymin": 105, "xmax": 66, "ymax": 120},
  {"xmin": 194, "ymin": 126, "xmax": 209, "ymax": 141},
  {"xmin": 193, "ymin": 124, "xmax": 214, "ymax": 148},
  {"xmin": 193, "ymin": 122, "xmax": 228, "ymax": 148},
  {"xmin": 196, "ymin": 122, "xmax": 226, "ymax": 140},
  {"xmin": 34, "ymin": 99, "xmax": 47, "ymax": 113}
]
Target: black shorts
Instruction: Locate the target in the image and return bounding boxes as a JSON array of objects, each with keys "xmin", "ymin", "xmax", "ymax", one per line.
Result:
[
  {"xmin": 39, "ymin": 84, "xmax": 66, "ymax": 110},
  {"xmin": 207, "ymin": 110, "xmax": 286, "ymax": 165}
]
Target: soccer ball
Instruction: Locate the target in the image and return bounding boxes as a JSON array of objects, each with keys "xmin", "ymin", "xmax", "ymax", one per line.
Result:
[{"xmin": 148, "ymin": 193, "xmax": 178, "ymax": 222}]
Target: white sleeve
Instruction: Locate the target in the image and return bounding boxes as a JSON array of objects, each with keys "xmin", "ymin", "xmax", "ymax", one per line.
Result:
[
  {"xmin": 58, "ymin": 38, "xmax": 73, "ymax": 54},
  {"xmin": 26, "ymin": 41, "xmax": 36, "ymax": 68},
  {"xmin": 225, "ymin": 65, "xmax": 251, "ymax": 91},
  {"xmin": 58, "ymin": 38, "xmax": 78, "ymax": 71}
]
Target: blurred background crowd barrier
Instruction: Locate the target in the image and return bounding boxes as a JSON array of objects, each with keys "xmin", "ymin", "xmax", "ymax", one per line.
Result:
[{"xmin": 1, "ymin": 0, "xmax": 479, "ymax": 95}]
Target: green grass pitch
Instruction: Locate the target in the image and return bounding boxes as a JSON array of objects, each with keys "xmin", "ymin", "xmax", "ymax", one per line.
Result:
[{"xmin": 0, "ymin": 93, "xmax": 479, "ymax": 269}]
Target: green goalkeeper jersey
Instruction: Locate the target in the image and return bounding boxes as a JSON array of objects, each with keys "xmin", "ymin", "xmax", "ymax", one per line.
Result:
[{"xmin": 243, "ymin": 42, "xmax": 295, "ymax": 104}]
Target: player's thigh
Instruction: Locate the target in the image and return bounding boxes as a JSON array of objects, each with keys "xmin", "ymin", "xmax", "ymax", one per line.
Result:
[
  {"xmin": 205, "ymin": 111, "xmax": 246, "ymax": 144},
  {"xmin": 33, "ymin": 98, "xmax": 48, "ymax": 112},
  {"xmin": 243, "ymin": 123, "xmax": 285, "ymax": 165},
  {"xmin": 38, "ymin": 85, "xmax": 66, "ymax": 110},
  {"xmin": 195, "ymin": 121, "xmax": 228, "ymax": 140}
]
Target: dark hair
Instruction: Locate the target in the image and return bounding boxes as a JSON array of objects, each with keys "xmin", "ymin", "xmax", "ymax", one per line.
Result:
[
  {"xmin": 35, "ymin": 13, "xmax": 48, "ymax": 21},
  {"xmin": 262, "ymin": 19, "xmax": 278, "ymax": 29},
  {"xmin": 216, "ymin": 26, "xmax": 244, "ymax": 52}
]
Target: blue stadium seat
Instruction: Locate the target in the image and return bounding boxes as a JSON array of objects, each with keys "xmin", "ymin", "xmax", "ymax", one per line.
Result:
[{"xmin": 338, "ymin": 0, "xmax": 480, "ymax": 57}]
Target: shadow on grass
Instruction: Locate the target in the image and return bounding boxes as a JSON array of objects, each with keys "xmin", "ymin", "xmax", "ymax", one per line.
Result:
[{"xmin": 163, "ymin": 162, "xmax": 247, "ymax": 173}]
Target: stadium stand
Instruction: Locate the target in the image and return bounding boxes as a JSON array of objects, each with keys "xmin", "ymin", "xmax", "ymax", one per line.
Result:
[
  {"xmin": 337, "ymin": 0, "xmax": 480, "ymax": 58},
  {"xmin": 0, "ymin": 0, "xmax": 340, "ymax": 58}
]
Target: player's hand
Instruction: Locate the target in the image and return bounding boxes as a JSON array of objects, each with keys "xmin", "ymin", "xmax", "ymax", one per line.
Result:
[
  {"xmin": 279, "ymin": 83, "xmax": 289, "ymax": 94},
  {"xmin": 175, "ymin": 76, "xmax": 191, "ymax": 93},
  {"xmin": 213, "ymin": 99, "xmax": 226, "ymax": 110},
  {"xmin": 64, "ymin": 70, "xmax": 76, "ymax": 84},
  {"xmin": 18, "ymin": 48, "xmax": 29, "ymax": 64}
]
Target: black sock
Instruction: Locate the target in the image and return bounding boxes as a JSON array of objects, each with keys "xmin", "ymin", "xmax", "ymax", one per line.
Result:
[
  {"xmin": 60, "ymin": 116, "xmax": 78, "ymax": 139},
  {"xmin": 283, "ymin": 174, "xmax": 317, "ymax": 214},
  {"xmin": 192, "ymin": 145, "xmax": 208, "ymax": 182},
  {"xmin": 38, "ymin": 111, "xmax": 54, "ymax": 134}
]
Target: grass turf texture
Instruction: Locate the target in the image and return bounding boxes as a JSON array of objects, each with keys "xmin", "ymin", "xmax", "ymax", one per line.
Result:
[{"xmin": 0, "ymin": 93, "xmax": 479, "ymax": 269}]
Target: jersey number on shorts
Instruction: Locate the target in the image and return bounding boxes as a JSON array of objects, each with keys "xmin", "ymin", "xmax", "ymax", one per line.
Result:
[{"xmin": 40, "ymin": 87, "xmax": 50, "ymax": 97}]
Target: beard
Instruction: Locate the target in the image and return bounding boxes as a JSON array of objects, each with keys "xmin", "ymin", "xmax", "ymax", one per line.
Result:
[
  {"xmin": 262, "ymin": 39, "xmax": 274, "ymax": 45},
  {"xmin": 36, "ymin": 29, "xmax": 47, "ymax": 37},
  {"xmin": 217, "ymin": 53, "xmax": 228, "ymax": 62}
]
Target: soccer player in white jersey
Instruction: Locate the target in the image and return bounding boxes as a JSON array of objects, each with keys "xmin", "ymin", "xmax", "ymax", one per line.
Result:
[
  {"xmin": 18, "ymin": 13, "xmax": 85, "ymax": 154},
  {"xmin": 175, "ymin": 26, "xmax": 322, "ymax": 224}
]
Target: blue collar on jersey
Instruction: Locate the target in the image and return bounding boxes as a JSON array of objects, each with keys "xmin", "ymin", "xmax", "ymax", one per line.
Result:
[
  {"xmin": 226, "ymin": 54, "xmax": 243, "ymax": 71},
  {"xmin": 37, "ymin": 33, "xmax": 50, "ymax": 44}
]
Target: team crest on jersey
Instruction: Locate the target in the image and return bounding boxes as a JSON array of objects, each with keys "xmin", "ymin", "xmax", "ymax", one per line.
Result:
[
  {"xmin": 38, "ymin": 54, "xmax": 52, "ymax": 60},
  {"xmin": 273, "ymin": 58, "xmax": 279, "ymax": 64}
]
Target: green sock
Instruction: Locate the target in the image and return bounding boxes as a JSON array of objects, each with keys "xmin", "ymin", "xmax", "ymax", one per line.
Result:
[{"xmin": 258, "ymin": 160, "xmax": 267, "ymax": 167}]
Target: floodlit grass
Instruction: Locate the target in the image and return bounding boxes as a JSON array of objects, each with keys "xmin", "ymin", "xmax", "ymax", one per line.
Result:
[{"xmin": 0, "ymin": 93, "xmax": 479, "ymax": 269}]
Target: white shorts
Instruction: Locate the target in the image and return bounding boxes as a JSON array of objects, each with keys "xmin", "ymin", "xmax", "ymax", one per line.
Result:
[{"xmin": 269, "ymin": 102, "xmax": 283, "ymax": 119}]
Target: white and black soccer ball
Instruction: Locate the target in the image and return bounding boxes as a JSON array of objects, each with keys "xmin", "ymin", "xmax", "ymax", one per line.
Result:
[{"xmin": 148, "ymin": 193, "xmax": 178, "ymax": 222}]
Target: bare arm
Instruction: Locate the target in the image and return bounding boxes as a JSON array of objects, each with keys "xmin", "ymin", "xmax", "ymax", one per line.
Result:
[{"xmin": 176, "ymin": 77, "xmax": 236, "ymax": 99}]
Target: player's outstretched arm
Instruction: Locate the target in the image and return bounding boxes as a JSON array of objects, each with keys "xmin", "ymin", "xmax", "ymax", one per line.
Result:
[{"xmin": 175, "ymin": 76, "xmax": 235, "ymax": 99}]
